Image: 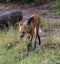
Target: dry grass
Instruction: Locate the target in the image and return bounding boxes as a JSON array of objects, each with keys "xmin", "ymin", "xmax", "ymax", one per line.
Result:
[{"xmin": 0, "ymin": 23, "xmax": 60, "ymax": 64}]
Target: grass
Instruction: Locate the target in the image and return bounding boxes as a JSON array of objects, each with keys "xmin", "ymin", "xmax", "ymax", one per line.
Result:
[
  {"xmin": 39, "ymin": 1, "xmax": 60, "ymax": 16},
  {"xmin": 52, "ymin": 1, "xmax": 60, "ymax": 9},
  {"xmin": 42, "ymin": 36, "xmax": 60, "ymax": 49},
  {"xmin": 0, "ymin": 1, "xmax": 60, "ymax": 64},
  {"xmin": 51, "ymin": 1, "xmax": 60, "ymax": 15},
  {"xmin": 40, "ymin": 19, "xmax": 60, "ymax": 31},
  {"xmin": 20, "ymin": 48, "xmax": 60, "ymax": 64},
  {"xmin": 40, "ymin": 20, "xmax": 60, "ymax": 31},
  {"xmin": 20, "ymin": 35, "xmax": 60, "ymax": 64},
  {"xmin": 53, "ymin": 10, "xmax": 60, "ymax": 15},
  {"xmin": 0, "ymin": 27, "xmax": 28, "ymax": 64},
  {"xmin": 0, "ymin": 21, "xmax": 60, "ymax": 64},
  {"xmin": 39, "ymin": 11, "xmax": 47, "ymax": 16},
  {"xmin": 40, "ymin": 20, "xmax": 55, "ymax": 31}
]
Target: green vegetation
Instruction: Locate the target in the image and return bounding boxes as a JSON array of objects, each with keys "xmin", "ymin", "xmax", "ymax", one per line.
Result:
[
  {"xmin": 0, "ymin": 0, "xmax": 33, "ymax": 3},
  {"xmin": 19, "ymin": 0, "xmax": 33, "ymax": 3},
  {"xmin": 0, "ymin": 19, "xmax": 60, "ymax": 64},
  {"xmin": 20, "ymin": 37, "xmax": 60, "ymax": 64},
  {"xmin": 53, "ymin": 10, "xmax": 60, "ymax": 15},
  {"xmin": 20, "ymin": 48, "xmax": 60, "ymax": 64},
  {"xmin": 0, "ymin": 28, "xmax": 28, "ymax": 64},
  {"xmin": 39, "ymin": 11, "xmax": 47, "ymax": 16},
  {"xmin": 40, "ymin": 20, "xmax": 54, "ymax": 31},
  {"xmin": 52, "ymin": 1, "xmax": 60, "ymax": 9},
  {"xmin": 0, "ymin": 24, "xmax": 60, "ymax": 64},
  {"xmin": 40, "ymin": 19, "xmax": 60, "ymax": 31},
  {"xmin": 41, "ymin": 20, "xmax": 51, "ymax": 30},
  {"xmin": 0, "ymin": 0, "xmax": 60, "ymax": 64},
  {"xmin": 51, "ymin": 1, "xmax": 60, "ymax": 15},
  {"xmin": 0, "ymin": 0, "xmax": 5, "ymax": 3},
  {"xmin": 0, "ymin": 0, "xmax": 55, "ymax": 3},
  {"xmin": 43, "ymin": 36, "xmax": 60, "ymax": 47}
]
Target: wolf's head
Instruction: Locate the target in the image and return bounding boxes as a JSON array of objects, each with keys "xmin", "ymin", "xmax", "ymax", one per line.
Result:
[{"xmin": 19, "ymin": 22, "xmax": 31, "ymax": 38}]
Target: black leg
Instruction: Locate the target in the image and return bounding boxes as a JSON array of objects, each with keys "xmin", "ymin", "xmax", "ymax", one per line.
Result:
[
  {"xmin": 34, "ymin": 41, "xmax": 36, "ymax": 49},
  {"xmin": 38, "ymin": 34, "xmax": 41, "ymax": 45},
  {"xmin": 28, "ymin": 43, "xmax": 31, "ymax": 52},
  {"xmin": 27, "ymin": 43, "xmax": 32, "ymax": 52},
  {"xmin": 27, "ymin": 35, "xmax": 33, "ymax": 52}
]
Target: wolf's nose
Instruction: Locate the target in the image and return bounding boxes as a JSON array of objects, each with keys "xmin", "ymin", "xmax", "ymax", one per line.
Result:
[{"xmin": 20, "ymin": 35, "xmax": 23, "ymax": 38}]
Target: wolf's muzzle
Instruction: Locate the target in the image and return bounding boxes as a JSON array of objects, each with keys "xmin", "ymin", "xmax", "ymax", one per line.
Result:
[{"xmin": 20, "ymin": 32, "xmax": 25, "ymax": 38}]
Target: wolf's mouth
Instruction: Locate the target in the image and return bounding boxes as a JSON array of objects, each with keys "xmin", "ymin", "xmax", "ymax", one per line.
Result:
[{"xmin": 20, "ymin": 32, "xmax": 25, "ymax": 38}]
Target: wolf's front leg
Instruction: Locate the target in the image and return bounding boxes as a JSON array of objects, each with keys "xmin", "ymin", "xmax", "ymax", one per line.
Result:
[{"xmin": 27, "ymin": 34, "xmax": 33, "ymax": 52}]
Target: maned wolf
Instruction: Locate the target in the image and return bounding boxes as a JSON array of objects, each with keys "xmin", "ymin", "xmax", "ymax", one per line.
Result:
[{"xmin": 19, "ymin": 14, "xmax": 41, "ymax": 52}]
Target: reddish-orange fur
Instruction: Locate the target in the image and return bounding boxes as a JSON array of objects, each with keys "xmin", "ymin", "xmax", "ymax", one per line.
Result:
[{"xmin": 19, "ymin": 14, "xmax": 41, "ymax": 52}]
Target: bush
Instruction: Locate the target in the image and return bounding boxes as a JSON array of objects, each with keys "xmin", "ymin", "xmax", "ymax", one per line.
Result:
[
  {"xmin": 0, "ymin": 0, "xmax": 33, "ymax": 3},
  {"xmin": 52, "ymin": 1, "xmax": 60, "ymax": 9},
  {"xmin": 0, "ymin": 0, "xmax": 55, "ymax": 3},
  {"xmin": 10, "ymin": 0, "xmax": 33, "ymax": 3},
  {"xmin": 0, "ymin": 0, "xmax": 6, "ymax": 3}
]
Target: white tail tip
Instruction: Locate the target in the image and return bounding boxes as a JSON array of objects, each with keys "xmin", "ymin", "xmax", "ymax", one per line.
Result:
[{"xmin": 39, "ymin": 28, "xmax": 43, "ymax": 33}]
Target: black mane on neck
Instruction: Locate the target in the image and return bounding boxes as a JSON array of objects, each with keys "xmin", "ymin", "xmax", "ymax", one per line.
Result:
[{"xmin": 25, "ymin": 17, "xmax": 34, "ymax": 27}]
